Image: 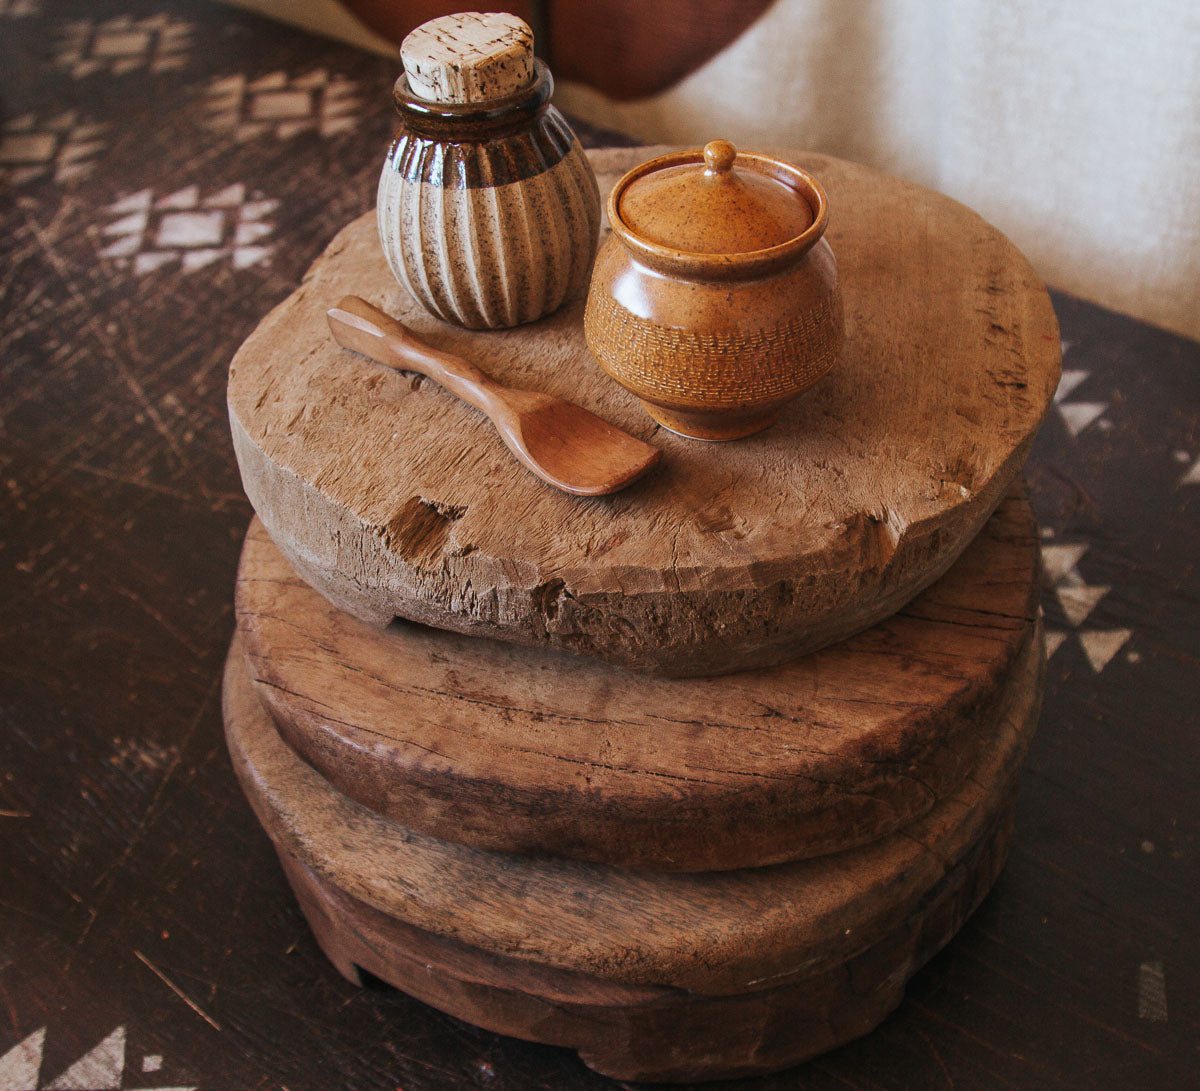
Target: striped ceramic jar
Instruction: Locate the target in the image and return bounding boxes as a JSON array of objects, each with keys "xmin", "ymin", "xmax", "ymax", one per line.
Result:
[{"xmin": 378, "ymin": 60, "xmax": 601, "ymax": 330}]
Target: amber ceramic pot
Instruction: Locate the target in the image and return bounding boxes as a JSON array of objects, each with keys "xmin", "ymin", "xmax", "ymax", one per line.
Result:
[{"xmin": 584, "ymin": 140, "xmax": 843, "ymax": 440}]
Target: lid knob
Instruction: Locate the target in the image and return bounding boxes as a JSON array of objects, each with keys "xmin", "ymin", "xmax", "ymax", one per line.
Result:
[
  {"xmin": 703, "ymin": 139, "xmax": 738, "ymax": 177},
  {"xmin": 401, "ymin": 12, "xmax": 534, "ymax": 105},
  {"xmin": 615, "ymin": 143, "xmax": 820, "ymax": 260}
]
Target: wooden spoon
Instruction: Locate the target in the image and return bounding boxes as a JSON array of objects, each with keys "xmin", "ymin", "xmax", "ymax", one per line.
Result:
[{"xmin": 327, "ymin": 296, "xmax": 662, "ymax": 496}]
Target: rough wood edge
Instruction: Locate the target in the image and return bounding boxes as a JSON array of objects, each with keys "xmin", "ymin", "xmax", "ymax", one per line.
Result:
[
  {"xmin": 235, "ymin": 490, "xmax": 1040, "ymax": 870},
  {"xmin": 232, "ymin": 404, "xmax": 1040, "ymax": 675},
  {"xmin": 222, "ymin": 631, "xmax": 1044, "ymax": 993},
  {"xmin": 227, "ymin": 148, "xmax": 1061, "ymax": 674},
  {"xmin": 279, "ymin": 793, "xmax": 1015, "ymax": 1082}
]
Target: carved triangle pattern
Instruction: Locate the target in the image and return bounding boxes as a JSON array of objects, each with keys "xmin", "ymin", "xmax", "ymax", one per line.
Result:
[
  {"xmin": 1041, "ymin": 535, "xmax": 1132, "ymax": 673},
  {"xmin": 0, "ymin": 1027, "xmax": 43, "ymax": 1090},
  {"xmin": 96, "ymin": 185, "xmax": 277, "ymax": 276},
  {"xmin": 0, "ymin": 1026, "xmax": 194, "ymax": 1091},
  {"xmin": 53, "ymin": 15, "xmax": 192, "ymax": 78},
  {"xmin": 44, "ymin": 1026, "xmax": 126, "ymax": 1089},
  {"xmin": 1176, "ymin": 448, "xmax": 1200, "ymax": 487},
  {"xmin": 0, "ymin": 111, "xmax": 108, "ymax": 185},
  {"xmin": 1053, "ymin": 347, "xmax": 1109, "ymax": 438}
]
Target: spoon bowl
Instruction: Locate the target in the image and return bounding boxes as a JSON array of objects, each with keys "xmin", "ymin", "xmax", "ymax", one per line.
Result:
[{"xmin": 327, "ymin": 296, "xmax": 662, "ymax": 496}]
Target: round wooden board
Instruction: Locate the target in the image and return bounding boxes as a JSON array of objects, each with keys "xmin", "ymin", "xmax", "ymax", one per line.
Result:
[
  {"xmin": 228, "ymin": 147, "xmax": 1060, "ymax": 677},
  {"xmin": 278, "ymin": 806, "xmax": 1014, "ymax": 1084},
  {"xmin": 222, "ymin": 630, "xmax": 1042, "ymax": 996},
  {"xmin": 237, "ymin": 489, "xmax": 1039, "ymax": 872}
]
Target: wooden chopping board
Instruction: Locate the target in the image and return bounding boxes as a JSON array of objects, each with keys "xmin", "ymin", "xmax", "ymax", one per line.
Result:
[
  {"xmin": 228, "ymin": 147, "xmax": 1060, "ymax": 676},
  {"xmin": 236, "ymin": 489, "xmax": 1040, "ymax": 872},
  {"xmin": 222, "ymin": 627, "xmax": 1042, "ymax": 997}
]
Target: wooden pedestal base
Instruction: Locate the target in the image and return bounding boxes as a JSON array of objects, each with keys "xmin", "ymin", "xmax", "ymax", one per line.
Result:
[
  {"xmin": 222, "ymin": 623, "xmax": 1042, "ymax": 1081},
  {"xmin": 280, "ymin": 814, "xmax": 1012, "ymax": 1083}
]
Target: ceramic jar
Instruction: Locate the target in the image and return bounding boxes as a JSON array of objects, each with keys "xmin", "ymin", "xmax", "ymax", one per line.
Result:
[
  {"xmin": 377, "ymin": 14, "xmax": 600, "ymax": 331},
  {"xmin": 584, "ymin": 140, "xmax": 843, "ymax": 440}
]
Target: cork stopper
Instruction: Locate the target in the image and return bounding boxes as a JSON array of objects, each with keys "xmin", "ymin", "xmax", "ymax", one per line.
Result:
[{"xmin": 401, "ymin": 12, "xmax": 535, "ymax": 105}]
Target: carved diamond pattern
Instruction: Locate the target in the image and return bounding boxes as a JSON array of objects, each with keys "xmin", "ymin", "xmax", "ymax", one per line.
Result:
[
  {"xmin": 54, "ymin": 14, "xmax": 193, "ymax": 78},
  {"xmin": 0, "ymin": 110, "xmax": 107, "ymax": 185},
  {"xmin": 203, "ymin": 69, "xmax": 362, "ymax": 141},
  {"xmin": 97, "ymin": 184, "xmax": 277, "ymax": 276},
  {"xmin": 0, "ymin": 1024, "xmax": 195, "ymax": 1090}
]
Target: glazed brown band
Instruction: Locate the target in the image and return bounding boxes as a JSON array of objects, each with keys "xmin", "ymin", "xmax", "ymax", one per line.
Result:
[{"xmin": 384, "ymin": 107, "xmax": 577, "ymax": 189}]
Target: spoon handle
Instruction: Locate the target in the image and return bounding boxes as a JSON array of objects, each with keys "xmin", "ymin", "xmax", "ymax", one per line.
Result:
[{"xmin": 326, "ymin": 296, "xmax": 506, "ymax": 417}]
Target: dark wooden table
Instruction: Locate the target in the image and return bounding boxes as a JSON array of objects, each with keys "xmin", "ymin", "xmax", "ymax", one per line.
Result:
[{"xmin": 2, "ymin": 2, "xmax": 1197, "ymax": 1088}]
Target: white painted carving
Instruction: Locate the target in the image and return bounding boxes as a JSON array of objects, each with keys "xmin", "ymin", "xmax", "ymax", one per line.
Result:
[
  {"xmin": 1053, "ymin": 368, "xmax": 1090, "ymax": 403},
  {"xmin": 97, "ymin": 185, "xmax": 277, "ymax": 276},
  {"xmin": 1138, "ymin": 960, "xmax": 1168, "ymax": 1022},
  {"xmin": 1055, "ymin": 581, "xmax": 1109, "ymax": 628},
  {"xmin": 0, "ymin": 111, "xmax": 107, "ymax": 185},
  {"xmin": 44, "ymin": 1025, "xmax": 125, "ymax": 1088},
  {"xmin": 1057, "ymin": 402, "xmax": 1107, "ymax": 438},
  {"xmin": 1043, "ymin": 630, "xmax": 1068, "ymax": 659},
  {"xmin": 54, "ymin": 15, "xmax": 192, "ymax": 78},
  {"xmin": 203, "ymin": 69, "xmax": 361, "ymax": 142},
  {"xmin": 1051, "ymin": 365, "xmax": 1109, "ymax": 436},
  {"xmin": 1040, "ymin": 543, "xmax": 1088, "ymax": 585},
  {"xmin": 0, "ymin": 1026, "xmax": 195, "ymax": 1091},
  {"xmin": 0, "ymin": 1027, "xmax": 43, "ymax": 1091},
  {"xmin": 1078, "ymin": 629, "xmax": 1133, "ymax": 673},
  {"xmin": 1041, "ymin": 537, "xmax": 1133, "ymax": 672}
]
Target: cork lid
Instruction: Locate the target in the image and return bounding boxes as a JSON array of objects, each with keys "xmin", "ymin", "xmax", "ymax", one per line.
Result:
[
  {"xmin": 401, "ymin": 12, "xmax": 534, "ymax": 105},
  {"xmin": 610, "ymin": 141, "xmax": 829, "ymax": 277}
]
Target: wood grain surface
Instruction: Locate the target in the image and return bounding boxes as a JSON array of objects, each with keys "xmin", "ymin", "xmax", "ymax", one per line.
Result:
[
  {"xmin": 4, "ymin": 3, "xmax": 1198, "ymax": 1087},
  {"xmin": 237, "ymin": 489, "xmax": 1039, "ymax": 871},
  {"xmin": 222, "ymin": 632, "xmax": 1043, "ymax": 996},
  {"xmin": 278, "ymin": 797, "xmax": 1016, "ymax": 1084},
  {"xmin": 228, "ymin": 146, "xmax": 1061, "ymax": 676}
]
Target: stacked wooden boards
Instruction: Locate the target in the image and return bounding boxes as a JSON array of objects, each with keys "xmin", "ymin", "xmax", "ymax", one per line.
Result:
[
  {"xmin": 225, "ymin": 493, "xmax": 1042, "ymax": 1080},
  {"xmin": 222, "ymin": 148, "xmax": 1060, "ymax": 1080},
  {"xmin": 228, "ymin": 148, "xmax": 1060, "ymax": 677}
]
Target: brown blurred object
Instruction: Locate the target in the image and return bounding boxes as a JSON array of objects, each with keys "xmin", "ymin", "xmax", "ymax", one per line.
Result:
[{"xmin": 342, "ymin": 0, "xmax": 774, "ymax": 99}]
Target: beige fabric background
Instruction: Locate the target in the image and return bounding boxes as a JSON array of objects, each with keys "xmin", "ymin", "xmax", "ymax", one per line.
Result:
[
  {"xmin": 223, "ymin": 0, "xmax": 1200, "ymax": 341},
  {"xmin": 220, "ymin": 0, "xmax": 396, "ymax": 52}
]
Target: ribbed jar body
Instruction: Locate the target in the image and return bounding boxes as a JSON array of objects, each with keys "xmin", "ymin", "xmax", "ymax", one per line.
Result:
[{"xmin": 378, "ymin": 68, "xmax": 600, "ymax": 330}]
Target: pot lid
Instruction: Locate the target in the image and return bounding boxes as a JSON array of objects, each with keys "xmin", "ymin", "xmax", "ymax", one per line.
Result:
[{"xmin": 617, "ymin": 140, "xmax": 816, "ymax": 256}]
